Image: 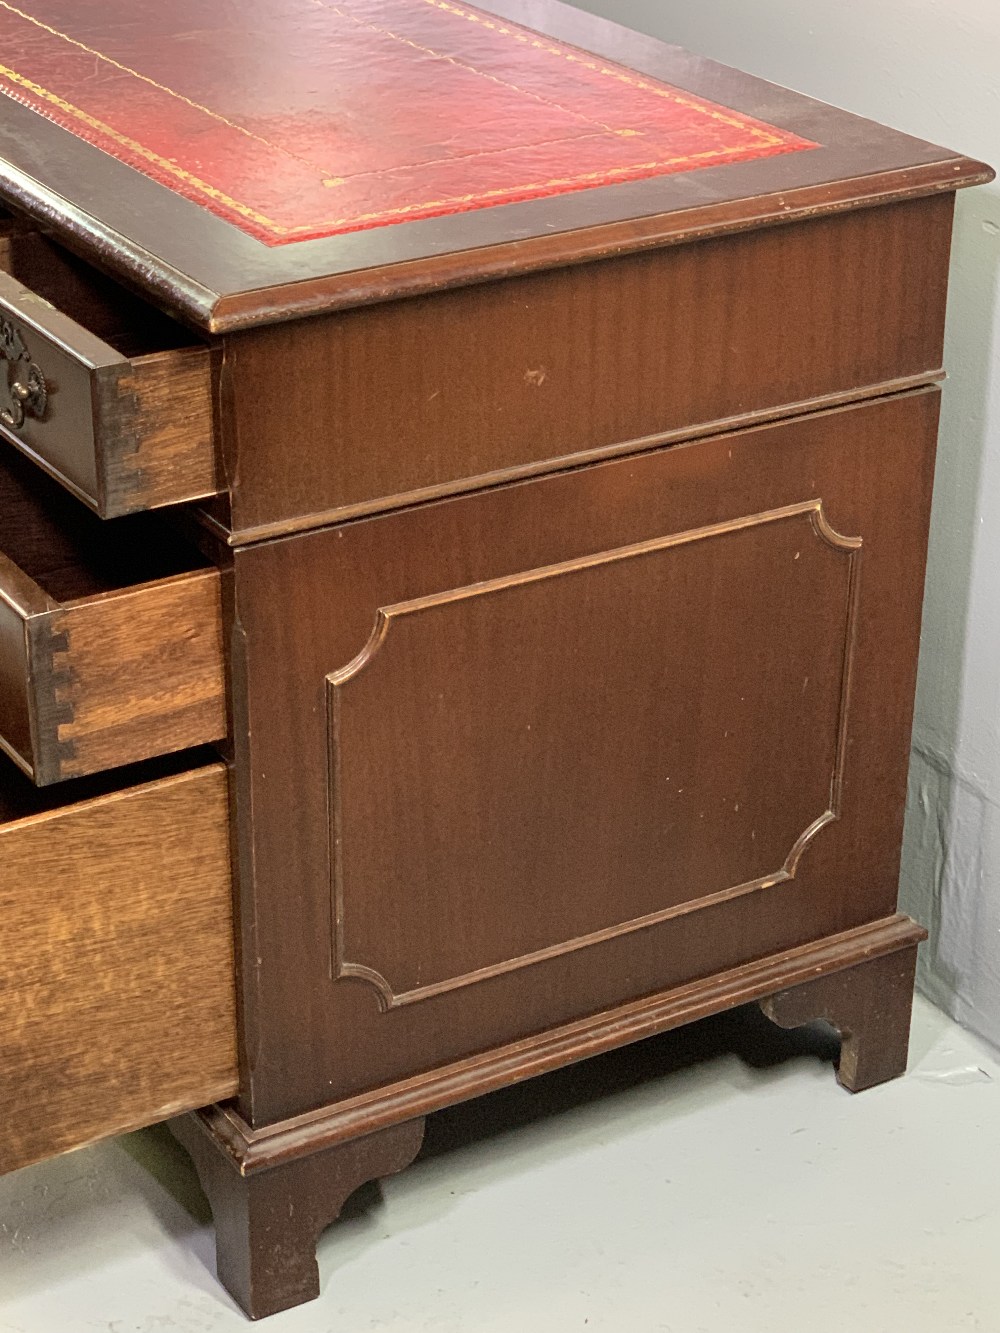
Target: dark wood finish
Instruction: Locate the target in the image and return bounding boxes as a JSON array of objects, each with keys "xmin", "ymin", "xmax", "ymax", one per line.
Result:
[
  {"xmin": 0, "ymin": 1, "xmax": 988, "ymax": 332},
  {"xmin": 221, "ymin": 194, "xmax": 953, "ymax": 539},
  {"xmin": 228, "ymin": 387, "xmax": 939, "ymax": 1125},
  {"xmin": 0, "ymin": 235, "xmax": 219, "ymax": 516},
  {"xmin": 0, "ymin": 758, "xmax": 238, "ymax": 1175},
  {"xmin": 172, "ymin": 1115, "xmax": 425, "ymax": 1320},
  {"xmin": 0, "ymin": 446, "xmax": 225, "ymax": 784},
  {"xmin": 175, "ymin": 914, "xmax": 919, "ymax": 1320},
  {"xmin": 760, "ymin": 943, "xmax": 921, "ymax": 1092},
  {"xmin": 0, "ymin": 11, "xmax": 984, "ymax": 1320},
  {"xmin": 330, "ymin": 499, "xmax": 860, "ymax": 1008},
  {"xmin": 193, "ymin": 915, "xmax": 925, "ymax": 1174}
]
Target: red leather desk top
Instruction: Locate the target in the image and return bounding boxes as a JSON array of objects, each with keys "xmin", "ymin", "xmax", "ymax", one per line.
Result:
[
  {"xmin": 0, "ymin": 0, "xmax": 815, "ymax": 246},
  {"xmin": 0, "ymin": 0, "xmax": 983, "ymax": 330}
]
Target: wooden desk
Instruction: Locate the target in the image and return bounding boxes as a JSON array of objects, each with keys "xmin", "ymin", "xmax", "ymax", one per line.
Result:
[{"xmin": 0, "ymin": 0, "xmax": 991, "ymax": 1318}]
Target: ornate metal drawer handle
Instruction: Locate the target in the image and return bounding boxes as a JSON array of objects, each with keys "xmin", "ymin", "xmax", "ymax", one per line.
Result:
[
  {"xmin": 1, "ymin": 364, "xmax": 47, "ymax": 429},
  {"xmin": 1, "ymin": 317, "xmax": 48, "ymax": 430}
]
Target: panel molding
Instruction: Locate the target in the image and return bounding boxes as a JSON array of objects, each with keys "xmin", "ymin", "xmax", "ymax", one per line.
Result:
[{"xmin": 328, "ymin": 500, "xmax": 862, "ymax": 1011}]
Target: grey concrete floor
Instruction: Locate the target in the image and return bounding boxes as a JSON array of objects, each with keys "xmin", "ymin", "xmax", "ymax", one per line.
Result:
[{"xmin": 2, "ymin": 995, "xmax": 999, "ymax": 1332}]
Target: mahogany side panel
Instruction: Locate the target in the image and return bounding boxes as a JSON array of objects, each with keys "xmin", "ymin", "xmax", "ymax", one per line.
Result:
[
  {"xmin": 220, "ymin": 195, "xmax": 953, "ymax": 539},
  {"xmin": 329, "ymin": 500, "xmax": 860, "ymax": 1010},
  {"xmin": 230, "ymin": 387, "xmax": 940, "ymax": 1126},
  {"xmin": 0, "ymin": 762, "xmax": 238, "ymax": 1175}
]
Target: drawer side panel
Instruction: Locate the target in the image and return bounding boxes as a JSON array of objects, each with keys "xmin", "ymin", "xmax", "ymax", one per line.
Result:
[
  {"xmin": 109, "ymin": 346, "xmax": 221, "ymax": 518},
  {"xmin": 35, "ymin": 569, "xmax": 227, "ymax": 784}
]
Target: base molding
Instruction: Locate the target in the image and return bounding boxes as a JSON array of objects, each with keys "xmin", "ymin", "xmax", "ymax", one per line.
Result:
[
  {"xmin": 189, "ymin": 914, "xmax": 926, "ymax": 1176},
  {"xmin": 174, "ymin": 914, "xmax": 924, "ymax": 1319}
]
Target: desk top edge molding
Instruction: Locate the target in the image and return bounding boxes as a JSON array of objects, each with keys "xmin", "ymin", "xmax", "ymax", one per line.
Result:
[{"xmin": 0, "ymin": 0, "xmax": 991, "ymax": 333}]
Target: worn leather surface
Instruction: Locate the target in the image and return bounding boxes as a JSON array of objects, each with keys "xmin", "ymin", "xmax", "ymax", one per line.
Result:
[{"xmin": 0, "ymin": 0, "xmax": 816, "ymax": 246}]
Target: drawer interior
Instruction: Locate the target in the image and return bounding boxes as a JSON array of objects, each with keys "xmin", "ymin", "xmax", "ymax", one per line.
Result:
[
  {"xmin": 0, "ymin": 744, "xmax": 218, "ymax": 822},
  {"xmin": 0, "ymin": 436, "xmax": 209, "ymax": 600},
  {"xmin": 0, "ymin": 229, "xmax": 200, "ymax": 359}
]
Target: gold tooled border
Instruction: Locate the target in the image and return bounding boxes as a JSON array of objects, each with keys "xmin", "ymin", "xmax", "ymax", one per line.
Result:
[{"xmin": 0, "ymin": 0, "xmax": 815, "ymax": 240}]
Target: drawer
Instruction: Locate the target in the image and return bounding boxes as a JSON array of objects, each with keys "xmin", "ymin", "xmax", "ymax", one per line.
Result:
[
  {"xmin": 0, "ymin": 229, "xmax": 220, "ymax": 517},
  {"xmin": 0, "ymin": 754, "xmax": 237, "ymax": 1176},
  {"xmin": 0, "ymin": 446, "xmax": 225, "ymax": 785}
]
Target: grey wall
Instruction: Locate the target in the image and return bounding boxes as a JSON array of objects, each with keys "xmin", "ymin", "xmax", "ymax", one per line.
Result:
[{"xmin": 572, "ymin": 0, "xmax": 1000, "ymax": 1046}]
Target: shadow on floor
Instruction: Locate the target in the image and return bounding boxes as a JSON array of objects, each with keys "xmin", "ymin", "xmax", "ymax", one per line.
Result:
[
  {"xmin": 0, "ymin": 1004, "xmax": 843, "ymax": 1309},
  {"xmin": 114, "ymin": 1003, "xmax": 841, "ymax": 1237},
  {"xmin": 420, "ymin": 1003, "xmax": 840, "ymax": 1161},
  {"xmin": 338, "ymin": 1004, "xmax": 841, "ymax": 1220}
]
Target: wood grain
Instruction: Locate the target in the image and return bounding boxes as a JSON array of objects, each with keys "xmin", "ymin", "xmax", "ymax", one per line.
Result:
[
  {"xmin": 228, "ymin": 387, "xmax": 941, "ymax": 1123},
  {"xmin": 0, "ymin": 447, "xmax": 225, "ymax": 784},
  {"xmin": 175, "ymin": 911, "xmax": 922, "ymax": 1320},
  {"xmin": 0, "ymin": 12, "xmax": 980, "ymax": 1319},
  {"xmin": 38, "ymin": 569, "xmax": 226, "ymax": 782},
  {"xmin": 110, "ymin": 344, "xmax": 221, "ymax": 515},
  {"xmin": 328, "ymin": 500, "xmax": 861, "ymax": 1009},
  {"xmin": 0, "ymin": 233, "xmax": 219, "ymax": 516},
  {"xmin": 173, "ymin": 1116, "xmax": 426, "ymax": 1320},
  {"xmin": 0, "ymin": 760, "xmax": 238, "ymax": 1175},
  {"xmin": 222, "ymin": 196, "xmax": 954, "ymax": 539}
]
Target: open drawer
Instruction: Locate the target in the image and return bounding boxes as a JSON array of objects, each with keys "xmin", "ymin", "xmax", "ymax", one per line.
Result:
[
  {"xmin": 0, "ymin": 206, "xmax": 32, "ymax": 268},
  {"xmin": 0, "ymin": 445, "xmax": 225, "ymax": 785},
  {"xmin": 0, "ymin": 229, "xmax": 220, "ymax": 517},
  {"xmin": 0, "ymin": 753, "xmax": 238, "ymax": 1175}
]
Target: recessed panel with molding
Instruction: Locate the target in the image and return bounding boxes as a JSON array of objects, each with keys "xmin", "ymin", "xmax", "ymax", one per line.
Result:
[
  {"xmin": 329, "ymin": 501, "xmax": 860, "ymax": 1010},
  {"xmin": 231, "ymin": 386, "xmax": 940, "ymax": 1113}
]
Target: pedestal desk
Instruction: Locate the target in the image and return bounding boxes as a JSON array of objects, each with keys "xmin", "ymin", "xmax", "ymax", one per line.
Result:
[{"xmin": 0, "ymin": 0, "xmax": 991, "ymax": 1319}]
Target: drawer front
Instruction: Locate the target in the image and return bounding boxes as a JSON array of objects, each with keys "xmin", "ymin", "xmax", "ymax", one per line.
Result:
[
  {"xmin": 0, "ymin": 233, "xmax": 219, "ymax": 518},
  {"xmin": 0, "ymin": 448, "xmax": 226, "ymax": 785},
  {"xmin": 0, "ymin": 760, "xmax": 237, "ymax": 1176},
  {"xmin": 229, "ymin": 387, "xmax": 940, "ymax": 1120}
]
